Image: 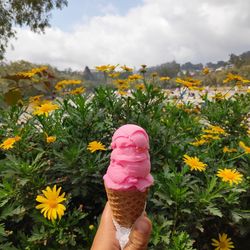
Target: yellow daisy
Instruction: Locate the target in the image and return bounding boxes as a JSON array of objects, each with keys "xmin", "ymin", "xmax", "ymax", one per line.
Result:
[
  {"xmin": 55, "ymin": 80, "xmax": 82, "ymax": 91},
  {"xmin": 16, "ymin": 66, "xmax": 48, "ymax": 78},
  {"xmin": 190, "ymin": 139, "xmax": 208, "ymax": 146},
  {"xmin": 211, "ymin": 233, "xmax": 235, "ymax": 250},
  {"xmin": 183, "ymin": 155, "xmax": 207, "ymax": 171},
  {"xmin": 223, "ymin": 147, "xmax": 237, "ymax": 153},
  {"xmin": 29, "ymin": 95, "xmax": 44, "ymax": 106},
  {"xmin": 95, "ymin": 65, "xmax": 110, "ymax": 72},
  {"xmin": 151, "ymin": 72, "xmax": 158, "ymax": 78},
  {"xmin": 118, "ymin": 90, "xmax": 128, "ymax": 96},
  {"xmin": 202, "ymin": 67, "xmax": 210, "ymax": 75},
  {"xmin": 239, "ymin": 141, "xmax": 250, "ymax": 154},
  {"xmin": 212, "ymin": 92, "xmax": 228, "ymax": 101},
  {"xmin": 217, "ymin": 168, "xmax": 243, "ymax": 186},
  {"xmin": 128, "ymin": 74, "xmax": 143, "ymax": 81},
  {"xmin": 113, "ymin": 79, "xmax": 129, "ymax": 89},
  {"xmin": 135, "ymin": 83, "xmax": 145, "ymax": 91},
  {"xmin": 68, "ymin": 87, "xmax": 85, "ymax": 95},
  {"xmin": 160, "ymin": 76, "xmax": 170, "ymax": 81},
  {"xmin": 223, "ymin": 72, "xmax": 250, "ymax": 84},
  {"xmin": 201, "ymin": 134, "xmax": 220, "ymax": 140},
  {"xmin": 36, "ymin": 185, "xmax": 66, "ymax": 221},
  {"xmin": 33, "ymin": 101, "xmax": 59, "ymax": 117},
  {"xmin": 176, "ymin": 77, "xmax": 201, "ymax": 89},
  {"xmin": 120, "ymin": 65, "xmax": 133, "ymax": 72},
  {"xmin": 108, "ymin": 72, "xmax": 120, "ymax": 78},
  {"xmin": 55, "ymin": 81, "xmax": 65, "ymax": 91},
  {"xmin": 0, "ymin": 136, "xmax": 21, "ymax": 150},
  {"xmin": 45, "ymin": 133, "xmax": 56, "ymax": 143},
  {"xmin": 87, "ymin": 141, "xmax": 106, "ymax": 153},
  {"xmin": 203, "ymin": 125, "xmax": 226, "ymax": 135}
]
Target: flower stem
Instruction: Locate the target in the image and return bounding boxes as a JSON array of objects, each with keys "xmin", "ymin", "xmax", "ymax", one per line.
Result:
[
  {"xmin": 222, "ymin": 85, "xmax": 234, "ymax": 98},
  {"xmin": 222, "ymin": 152, "xmax": 246, "ymax": 163}
]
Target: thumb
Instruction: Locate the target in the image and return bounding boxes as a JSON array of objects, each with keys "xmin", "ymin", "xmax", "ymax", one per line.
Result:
[{"xmin": 124, "ymin": 214, "xmax": 152, "ymax": 250}]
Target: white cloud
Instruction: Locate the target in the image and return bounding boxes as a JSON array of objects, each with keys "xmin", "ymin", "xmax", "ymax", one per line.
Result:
[
  {"xmin": 5, "ymin": 0, "xmax": 250, "ymax": 70},
  {"xmin": 98, "ymin": 2, "xmax": 118, "ymax": 15}
]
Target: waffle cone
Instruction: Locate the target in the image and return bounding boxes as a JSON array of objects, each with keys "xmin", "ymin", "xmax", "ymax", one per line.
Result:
[{"xmin": 105, "ymin": 185, "xmax": 148, "ymax": 228}]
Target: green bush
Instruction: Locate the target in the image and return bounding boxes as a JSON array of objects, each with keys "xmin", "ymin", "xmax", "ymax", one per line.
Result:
[{"xmin": 0, "ymin": 79, "xmax": 249, "ymax": 249}]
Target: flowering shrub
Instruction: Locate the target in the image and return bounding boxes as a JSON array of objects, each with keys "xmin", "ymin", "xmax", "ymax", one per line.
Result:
[{"xmin": 0, "ymin": 66, "xmax": 249, "ymax": 249}]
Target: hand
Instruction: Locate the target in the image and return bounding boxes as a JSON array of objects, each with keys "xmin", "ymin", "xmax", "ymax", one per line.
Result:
[{"xmin": 91, "ymin": 202, "xmax": 152, "ymax": 250}]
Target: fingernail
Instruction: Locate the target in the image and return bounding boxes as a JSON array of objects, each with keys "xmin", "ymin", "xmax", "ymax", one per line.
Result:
[{"xmin": 134, "ymin": 217, "xmax": 151, "ymax": 234}]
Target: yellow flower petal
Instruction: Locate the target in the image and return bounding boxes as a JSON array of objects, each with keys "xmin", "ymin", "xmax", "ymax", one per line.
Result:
[
  {"xmin": 87, "ymin": 141, "xmax": 107, "ymax": 153},
  {"xmin": 36, "ymin": 195, "xmax": 48, "ymax": 203},
  {"xmin": 211, "ymin": 233, "xmax": 234, "ymax": 250},
  {"xmin": 36, "ymin": 185, "xmax": 67, "ymax": 221}
]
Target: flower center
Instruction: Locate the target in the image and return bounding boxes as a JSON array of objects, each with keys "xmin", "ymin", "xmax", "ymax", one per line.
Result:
[
  {"xmin": 48, "ymin": 200, "xmax": 58, "ymax": 208},
  {"xmin": 226, "ymin": 173, "xmax": 235, "ymax": 180},
  {"xmin": 41, "ymin": 107, "xmax": 50, "ymax": 112},
  {"xmin": 219, "ymin": 241, "xmax": 226, "ymax": 248}
]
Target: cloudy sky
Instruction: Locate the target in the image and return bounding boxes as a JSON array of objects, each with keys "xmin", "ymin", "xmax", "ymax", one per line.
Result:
[{"xmin": 5, "ymin": 0, "xmax": 250, "ymax": 70}]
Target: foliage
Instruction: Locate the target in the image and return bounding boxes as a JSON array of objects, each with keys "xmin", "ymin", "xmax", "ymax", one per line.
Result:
[
  {"xmin": 0, "ymin": 0, "xmax": 68, "ymax": 59},
  {"xmin": 0, "ymin": 67, "xmax": 250, "ymax": 249}
]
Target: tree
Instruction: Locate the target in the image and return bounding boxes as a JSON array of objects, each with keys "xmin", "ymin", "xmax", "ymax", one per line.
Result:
[
  {"xmin": 159, "ymin": 61, "xmax": 181, "ymax": 77},
  {"xmin": 238, "ymin": 51, "xmax": 250, "ymax": 65},
  {"xmin": 0, "ymin": 0, "xmax": 68, "ymax": 59},
  {"xmin": 229, "ymin": 53, "xmax": 244, "ymax": 68},
  {"xmin": 181, "ymin": 62, "xmax": 203, "ymax": 71}
]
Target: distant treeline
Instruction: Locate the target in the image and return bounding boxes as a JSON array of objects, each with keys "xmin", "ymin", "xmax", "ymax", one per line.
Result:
[{"xmin": 1, "ymin": 50, "xmax": 250, "ymax": 89}]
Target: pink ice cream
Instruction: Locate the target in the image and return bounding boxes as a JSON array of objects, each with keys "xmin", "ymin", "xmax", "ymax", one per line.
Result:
[{"xmin": 103, "ymin": 124, "xmax": 154, "ymax": 192}]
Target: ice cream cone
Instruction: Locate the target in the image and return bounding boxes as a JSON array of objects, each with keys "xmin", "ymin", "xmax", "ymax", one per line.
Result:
[
  {"xmin": 105, "ymin": 185, "xmax": 148, "ymax": 228},
  {"xmin": 103, "ymin": 124, "xmax": 153, "ymax": 248}
]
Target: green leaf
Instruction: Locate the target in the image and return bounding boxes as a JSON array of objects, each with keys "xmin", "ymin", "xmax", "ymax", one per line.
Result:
[
  {"xmin": 206, "ymin": 206, "xmax": 222, "ymax": 217},
  {"xmin": 0, "ymin": 243, "xmax": 17, "ymax": 250},
  {"xmin": 0, "ymin": 205, "xmax": 25, "ymax": 220},
  {"xmin": 231, "ymin": 210, "xmax": 250, "ymax": 223},
  {"xmin": 0, "ymin": 223, "xmax": 6, "ymax": 237}
]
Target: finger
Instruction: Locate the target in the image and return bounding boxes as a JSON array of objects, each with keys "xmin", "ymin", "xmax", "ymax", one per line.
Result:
[
  {"xmin": 91, "ymin": 202, "xmax": 120, "ymax": 250},
  {"xmin": 124, "ymin": 215, "xmax": 152, "ymax": 250},
  {"xmin": 99, "ymin": 202, "xmax": 116, "ymax": 232}
]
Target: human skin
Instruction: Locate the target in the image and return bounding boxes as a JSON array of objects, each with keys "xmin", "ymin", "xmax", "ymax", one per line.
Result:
[{"xmin": 91, "ymin": 203, "xmax": 152, "ymax": 250}]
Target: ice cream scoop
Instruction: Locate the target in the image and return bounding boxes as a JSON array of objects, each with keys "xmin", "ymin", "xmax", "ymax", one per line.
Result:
[{"xmin": 103, "ymin": 124, "xmax": 154, "ymax": 192}]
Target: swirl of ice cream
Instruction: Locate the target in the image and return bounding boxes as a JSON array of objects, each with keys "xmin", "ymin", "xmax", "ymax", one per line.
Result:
[{"xmin": 103, "ymin": 124, "xmax": 154, "ymax": 192}]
